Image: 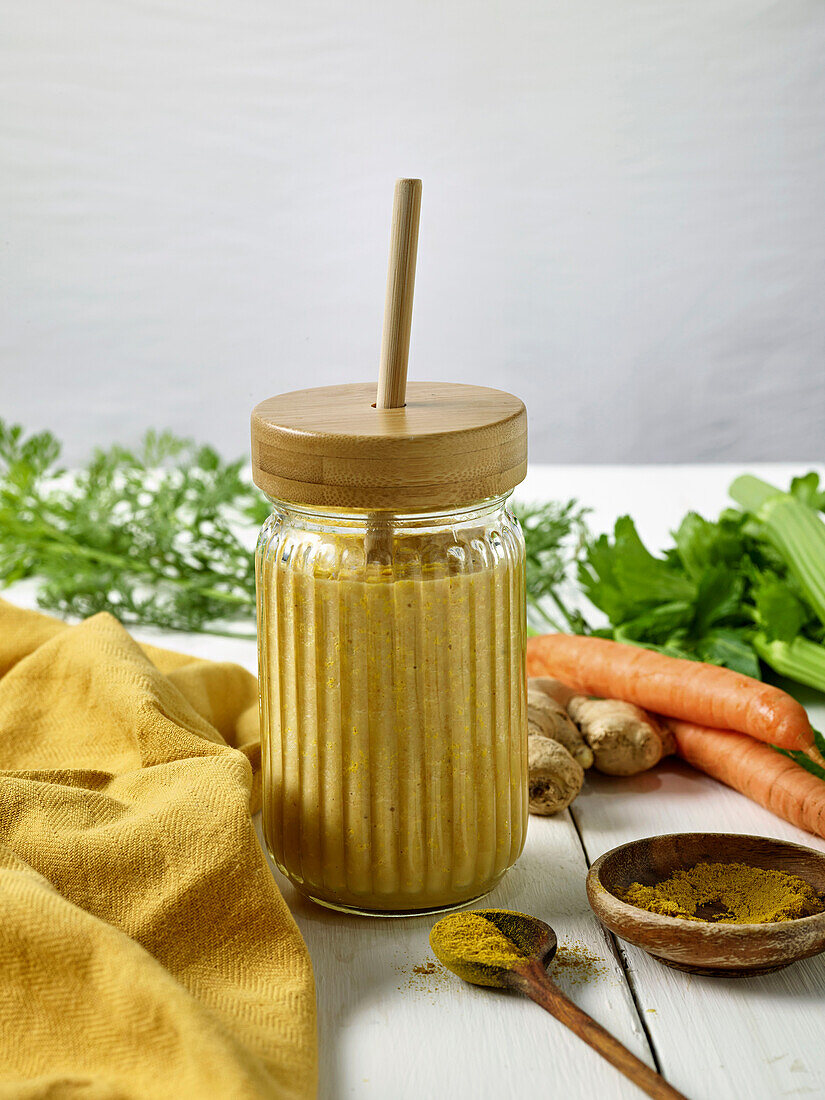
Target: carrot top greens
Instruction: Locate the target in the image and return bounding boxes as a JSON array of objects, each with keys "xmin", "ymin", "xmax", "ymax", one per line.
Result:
[{"xmin": 0, "ymin": 420, "xmax": 268, "ymax": 637}]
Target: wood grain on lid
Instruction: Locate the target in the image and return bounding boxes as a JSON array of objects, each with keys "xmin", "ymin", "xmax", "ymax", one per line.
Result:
[{"xmin": 250, "ymin": 380, "xmax": 527, "ymax": 509}]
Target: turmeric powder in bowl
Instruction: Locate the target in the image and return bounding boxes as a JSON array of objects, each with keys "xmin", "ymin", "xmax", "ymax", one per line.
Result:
[{"xmin": 620, "ymin": 862, "xmax": 825, "ymax": 924}]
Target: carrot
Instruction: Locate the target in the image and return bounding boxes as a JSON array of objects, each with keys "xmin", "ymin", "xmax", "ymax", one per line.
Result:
[
  {"xmin": 526, "ymin": 633, "xmax": 825, "ymax": 767},
  {"xmin": 668, "ymin": 719, "xmax": 825, "ymax": 841}
]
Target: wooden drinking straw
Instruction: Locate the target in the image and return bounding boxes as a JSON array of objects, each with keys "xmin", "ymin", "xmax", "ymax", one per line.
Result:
[
  {"xmin": 376, "ymin": 178, "xmax": 422, "ymax": 409},
  {"xmin": 367, "ymin": 179, "xmax": 422, "ymax": 562}
]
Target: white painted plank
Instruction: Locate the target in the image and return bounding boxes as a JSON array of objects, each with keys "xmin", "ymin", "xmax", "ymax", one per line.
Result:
[
  {"xmin": 257, "ymin": 813, "xmax": 654, "ymax": 1100},
  {"xmin": 572, "ymin": 735, "xmax": 825, "ymax": 1100}
]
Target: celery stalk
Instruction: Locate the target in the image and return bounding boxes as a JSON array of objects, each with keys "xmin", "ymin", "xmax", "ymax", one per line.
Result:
[
  {"xmin": 730, "ymin": 475, "xmax": 825, "ymax": 629},
  {"xmin": 754, "ymin": 634, "xmax": 825, "ymax": 695},
  {"xmin": 729, "ymin": 474, "xmax": 779, "ymax": 513}
]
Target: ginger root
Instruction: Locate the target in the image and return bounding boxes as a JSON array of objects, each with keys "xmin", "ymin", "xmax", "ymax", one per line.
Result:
[
  {"xmin": 527, "ymin": 686, "xmax": 594, "ymax": 769},
  {"xmin": 525, "ymin": 676, "xmax": 672, "ymax": 811},
  {"xmin": 528, "ymin": 734, "xmax": 584, "ymax": 815},
  {"xmin": 527, "ymin": 677, "xmax": 575, "ymax": 708},
  {"xmin": 566, "ymin": 696, "xmax": 674, "ymax": 776}
]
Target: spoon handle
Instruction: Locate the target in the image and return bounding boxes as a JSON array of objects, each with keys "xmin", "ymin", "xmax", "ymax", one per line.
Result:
[{"xmin": 510, "ymin": 960, "xmax": 688, "ymax": 1100}]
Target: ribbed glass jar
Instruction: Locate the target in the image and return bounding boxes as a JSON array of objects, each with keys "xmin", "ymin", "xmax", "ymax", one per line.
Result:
[{"xmin": 255, "ymin": 495, "xmax": 527, "ymax": 915}]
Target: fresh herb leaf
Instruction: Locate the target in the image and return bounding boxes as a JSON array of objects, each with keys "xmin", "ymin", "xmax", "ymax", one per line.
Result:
[
  {"xmin": 694, "ymin": 629, "xmax": 761, "ymax": 679},
  {"xmin": 789, "ymin": 472, "xmax": 825, "ymax": 512},
  {"xmin": 753, "ymin": 577, "xmax": 808, "ymax": 643},
  {"xmin": 692, "ymin": 566, "xmax": 746, "ymax": 636},
  {"xmin": 0, "ymin": 420, "xmax": 268, "ymax": 637},
  {"xmin": 513, "ymin": 499, "xmax": 590, "ymax": 633},
  {"xmin": 611, "ymin": 601, "xmax": 694, "ymax": 646},
  {"xmin": 579, "ymin": 516, "xmax": 695, "ymax": 622},
  {"xmin": 671, "ymin": 511, "xmax": 746, "ymax": 580},
  {"xmin": 571, "ymin": 473, "xmax": 825, "ymax": 690},
  {"xmin": 578, "ymin": 514, "xmax": 766, "ymax": 677}
]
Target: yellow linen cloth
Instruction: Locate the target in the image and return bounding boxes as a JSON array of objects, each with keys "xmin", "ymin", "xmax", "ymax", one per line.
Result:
[{"xmin": 0, "ymin": 600, "xmax": 317, "ymax": 1099}]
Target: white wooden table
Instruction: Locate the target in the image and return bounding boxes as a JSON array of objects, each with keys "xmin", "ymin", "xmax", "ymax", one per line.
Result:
[{"xmin": 22, "ymin": 464, "xmax": 825, "ymax": 1100}]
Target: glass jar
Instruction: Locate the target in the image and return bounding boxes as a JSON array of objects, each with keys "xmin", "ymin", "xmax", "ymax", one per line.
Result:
[{"xmin": 255, "ymin": 495, "xmax": 527, "ymax": 915}]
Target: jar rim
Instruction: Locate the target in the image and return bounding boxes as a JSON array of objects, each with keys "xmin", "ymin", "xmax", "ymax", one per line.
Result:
[{"xmin": 264, "ymin": 493, "xmax": 512, "ymax": 525}]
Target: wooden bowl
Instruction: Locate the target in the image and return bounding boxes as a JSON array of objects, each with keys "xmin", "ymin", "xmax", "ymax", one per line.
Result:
[{"xmin": 586, "ymin": 833, "xmax": 825, "ymax": 977}]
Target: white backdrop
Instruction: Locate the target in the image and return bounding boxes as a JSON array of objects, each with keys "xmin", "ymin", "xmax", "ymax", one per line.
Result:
[{"xmin": 2, "ymin": 0, "xmax": 824, "ymax": 465}]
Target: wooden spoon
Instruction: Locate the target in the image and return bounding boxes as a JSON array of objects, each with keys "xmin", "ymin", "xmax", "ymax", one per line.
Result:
[{"xmin": 430, "ymin": 909, "xmax": 688, "ymax": 1100}]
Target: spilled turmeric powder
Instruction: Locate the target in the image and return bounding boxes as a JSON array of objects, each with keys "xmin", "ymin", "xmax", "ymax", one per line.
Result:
[{"xmin": 620, "ymin": 862, "xmax": 825, "ymax": 924}]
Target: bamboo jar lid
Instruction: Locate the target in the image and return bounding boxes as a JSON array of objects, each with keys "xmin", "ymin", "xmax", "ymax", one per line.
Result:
[{"xmin": 250, "ymin": 380, "xmax": 527, "ymax": 510}]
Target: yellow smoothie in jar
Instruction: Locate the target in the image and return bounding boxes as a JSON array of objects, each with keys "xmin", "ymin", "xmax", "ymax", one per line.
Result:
[{"xmin": 256, "ymin": 509, "xmax": 527, "ymax": 914}]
